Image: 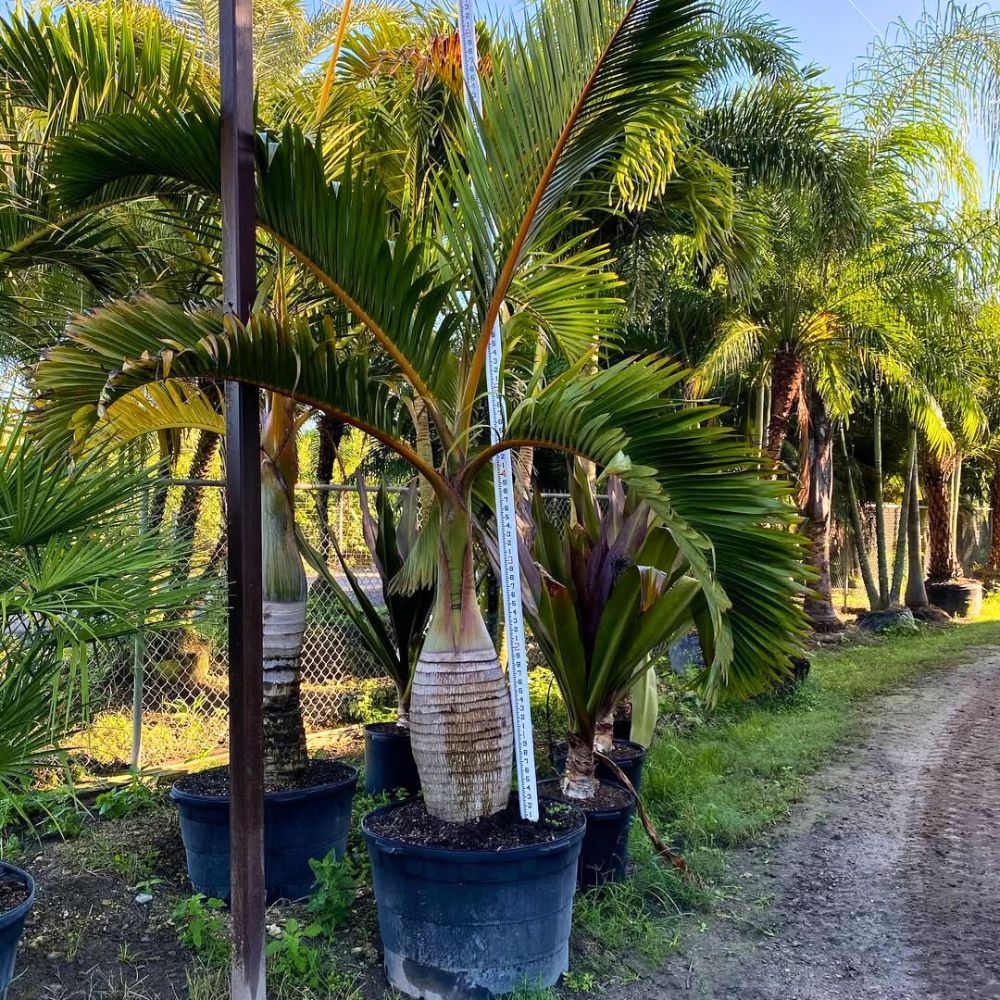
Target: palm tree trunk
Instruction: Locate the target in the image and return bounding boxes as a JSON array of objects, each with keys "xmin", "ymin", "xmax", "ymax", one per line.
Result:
[
  {"xmin": 175, "ymin": 428, "xmax": 220, "ymax": 566},
  {"xmin": 764, "ymin": 385, "xmax": 772, "ymax": 450},
  {"xmin": 838, "ymin": 426, "xmax": 879, "ymax": 610},
  {"xmin": 594, "ymin": 710, "xmax": 615, "ymax": 755},
  {"xmin": 923, "ymin": 450, "xmax": 963, "ymax": 583},
  {"xmin": 889, "ymin": 432, "xmax": 914, "ymax": 605},
  {"xmin": 802, "ymin": 390, "xmax": 839, "ymax": 631},
  {"xmin": 754, "ymin": 380, "xmax": 766, "ymax": 451},
  {"xmin": 160, "ymin": 426, "xmax": 221, "ymax": 655},
  {"xmin": 260, "ymin": 461, "xmax": 309, "ymax": 786},
  {"xmin": 314, "ymin": 413, "xmax": 345, "ymax": 558},
  {"xmin": 562, "ymin": 732, "xmax": 598, "ymax": 800},
  {"xmin": 409, "ymin": 506, "xmax": 513, "ymax": 822},
  {"xmin": 766, "ymin": 348, "xmax": 803, "ymax": 464},
  {"xmin": 986, "ymin": 457, "xmax": 1000, "ymax": 579},
  {"xmin": 413, "ymin": 399, "xmax": 435, "ymax": 523},
  {"xmin": 950, "ymin": 455, "xmax": 963, "ymax": 548},
  {"xmin": 905, "ymin": 431, "xmax": 929, "ymax": 608},
  {"xmin": 872, "ymin": 406, "xmax": 889, "ymax": 606}
]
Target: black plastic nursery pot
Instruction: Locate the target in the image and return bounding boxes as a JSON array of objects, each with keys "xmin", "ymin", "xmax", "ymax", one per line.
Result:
[
  {"xmin": 362, "ymin": 800, "xmax": 586, "ymax": 999},
  {"xmin": 599, "ymin": 739, "xmax": 647, "ymax": 794},
  {"xmin": 0, "ymin": 862, "xmax": 34, "ymax": 997},
  {"xmin": 169, "ymin": 763, "xmax": 357, "ymax": 904},
  {"xmin": 926, "ymin": 579, "xmax": 984, "ymax": 619},
  {"xmin": 364, "ymin": 723, "xmax": 421, "ymax": 797},
  {"xmin": 553, "ymin": 739, "xmax": 648, "ymax": 794},
  {"xmin": 538, "ymin": 779, "xmax": 636, "ymax": 889}
]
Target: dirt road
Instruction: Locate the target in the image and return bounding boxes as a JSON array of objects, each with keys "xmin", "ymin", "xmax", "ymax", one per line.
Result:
[{"xmin": 618, "ymin": 648, "xmax": 1000, "ymax": 1000}]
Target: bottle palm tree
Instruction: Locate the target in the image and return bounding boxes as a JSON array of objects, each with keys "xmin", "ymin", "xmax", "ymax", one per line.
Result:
[{"xmin": 32, "ymin": 0, "xmax": 811, "ymax": 822}]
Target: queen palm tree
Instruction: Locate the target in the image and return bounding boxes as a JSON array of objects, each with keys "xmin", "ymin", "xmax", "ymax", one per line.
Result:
[{"xmin": 31, "ymin": 0, "xmax": 812, "ymax": 823}]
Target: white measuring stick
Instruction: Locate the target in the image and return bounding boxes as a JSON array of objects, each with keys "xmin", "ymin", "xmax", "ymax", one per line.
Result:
[{"xmin": 457, "ymin": 0, "xmax": 539, "ymax": 822}]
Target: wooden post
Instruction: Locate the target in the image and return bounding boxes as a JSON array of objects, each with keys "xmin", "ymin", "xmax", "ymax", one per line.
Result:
[{"xmin": 220, "ymin": 0, "xmax": 265, "ymax": 997}]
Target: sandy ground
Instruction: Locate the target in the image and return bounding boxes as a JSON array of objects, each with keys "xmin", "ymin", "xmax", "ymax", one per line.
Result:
[{"xmin": 614, "ymin": 648, "xmax": 1000, "ymax": 1000}]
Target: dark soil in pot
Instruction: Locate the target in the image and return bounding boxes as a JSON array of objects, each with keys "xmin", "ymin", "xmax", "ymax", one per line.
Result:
[
  {"xmin": 538, "ymin": 779, "xmax": 636, "ymax": 889},
  {"xmin": 0, "ymin": 862, "xmax": 35, "ymax": 996},
  {"xmin": 364, "ymin": 722, "xmax": 420, "ymax": 797},
  {"xmin": 170, "ymin": 758, "xmax": 356, "ymax": 904},
  {"xmin": 0, "ymin": 881, "xmax": 28, "ymax": 916},
  {"xmin": 363, "ymin": 795, "xmax": 585, "ymax": 999}
]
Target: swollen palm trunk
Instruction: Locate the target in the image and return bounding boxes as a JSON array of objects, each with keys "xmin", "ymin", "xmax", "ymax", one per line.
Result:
[
  {"xmin": 262, "ymin": 597, "xmax": 308, "ymax": 784},
  {"xmin": 261, "ymin": 463, "xmax": 309, "ymax": 786},
  {"xmin": 409, "ymin": 533, "xmax": 513, "ymax": 823}
]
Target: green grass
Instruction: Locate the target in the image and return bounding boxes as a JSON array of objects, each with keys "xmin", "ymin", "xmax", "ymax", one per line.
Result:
[{"xmin": 568, "ymin": 594, "xmax": 1000, "ymax": 982}]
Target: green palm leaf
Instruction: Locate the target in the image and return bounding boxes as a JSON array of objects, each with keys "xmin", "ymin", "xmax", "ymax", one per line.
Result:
[
  {"xmin": 50, "ymin": 101, "xmax": 458, "ymax": 421},
  {"xmin": 493, "ymin": 357, "xmax": 810, "ymax": 699},
  {"xmin": 457, "ymin": 0, "xmax": 706, "ymax": 422}
]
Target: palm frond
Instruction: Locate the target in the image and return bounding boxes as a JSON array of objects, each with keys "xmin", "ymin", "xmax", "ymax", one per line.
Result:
[
  {"xmin": 477, "ymin": 357, "xmax": 811, "ymax": 700},
  {"xmin": 51, "ymin": 102, "xmax": 459, "ymax": 420},
  {"xmin": 457, "ymin": 0, "xmax": 706, "ymax": 421},
  {"xmin": 31, "ymin": 298, "xmax": 445, "ymax": 493}
]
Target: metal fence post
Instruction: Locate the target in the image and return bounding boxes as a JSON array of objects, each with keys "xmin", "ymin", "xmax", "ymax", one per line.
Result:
[{"xmin": 220, "ymin": 0, "xmax": 266, "ymax": 993}]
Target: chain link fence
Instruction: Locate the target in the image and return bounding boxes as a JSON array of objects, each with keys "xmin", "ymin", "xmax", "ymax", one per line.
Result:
[
  {"xmin": 76, "ymin": 483, "xmax": 991, "ymax": 773},
  {"xmin": 78, "ymin": 483, "xmax": 572, "ymax": 772},
  {"xmin": 832, "ymin": 503, "xmax": 992, "ymax": 593}
]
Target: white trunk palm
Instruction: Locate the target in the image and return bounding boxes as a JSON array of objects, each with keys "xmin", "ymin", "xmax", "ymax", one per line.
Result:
[{"xmin": 259, "ymin": 431, "xmax": 309, "ymax": 785}]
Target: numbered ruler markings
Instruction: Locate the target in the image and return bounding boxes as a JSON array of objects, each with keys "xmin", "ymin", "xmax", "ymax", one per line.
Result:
[{"xmin": 458, "ymin": 0, "xmax": 539, "ymax": 821}]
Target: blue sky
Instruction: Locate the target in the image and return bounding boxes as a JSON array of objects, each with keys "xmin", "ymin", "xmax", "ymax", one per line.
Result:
[{"xmin": 763, "ymin": 1, "xmax": 946, "ymax": 85}]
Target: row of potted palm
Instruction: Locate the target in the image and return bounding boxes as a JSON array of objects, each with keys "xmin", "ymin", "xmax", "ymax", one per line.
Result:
[{"xmin": 33, "ymin": 299, "xmax": 808, "ymax": 997}]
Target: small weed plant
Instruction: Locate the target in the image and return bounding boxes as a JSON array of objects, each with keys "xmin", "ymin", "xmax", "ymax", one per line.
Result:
[
  {"xmin": 563, "ymin": 970, "xmax": 597, "ymax": 992},
  {"xmin": 266, "ymin": 919, "xmax": 324, "ymax": 990},
  {"xmin": 95, "ymin": 776, "xmax": 159, "ymax": 820},
  {"xmin": 306, "ymin": 851, "xmax": 356, "ymax": 934},
  {"xmin": 172, "ymin": 894, "xmax": 229, "ymax": 966}
]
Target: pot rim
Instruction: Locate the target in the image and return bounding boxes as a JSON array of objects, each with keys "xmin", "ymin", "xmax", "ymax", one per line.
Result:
[
  {"xmin": 360, "ymin": 799, "xmax": 585, "ymax": 863},
  {"xmin": 363, "ymin": 722, "xmax": 411, "ymax": 739},
  {"xmin": 536, "ymin": 779, "xmax": 636, "ymax": 820},
  {"xmin": 168, "ymin": 764, "xmax": 358, "ymax": 806},
  {"xmin": 0, "ymin": 861, "xmax": 35, "ymax": 927},
  {"xmin": 553, "ymin": 737, "xmax": 647, "ymax": 757}
]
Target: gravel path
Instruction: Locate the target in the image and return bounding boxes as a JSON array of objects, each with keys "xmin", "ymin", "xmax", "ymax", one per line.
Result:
[{"xmin": 615, "ymin": 648, "xmax": 1000, "ymax": 1000}]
